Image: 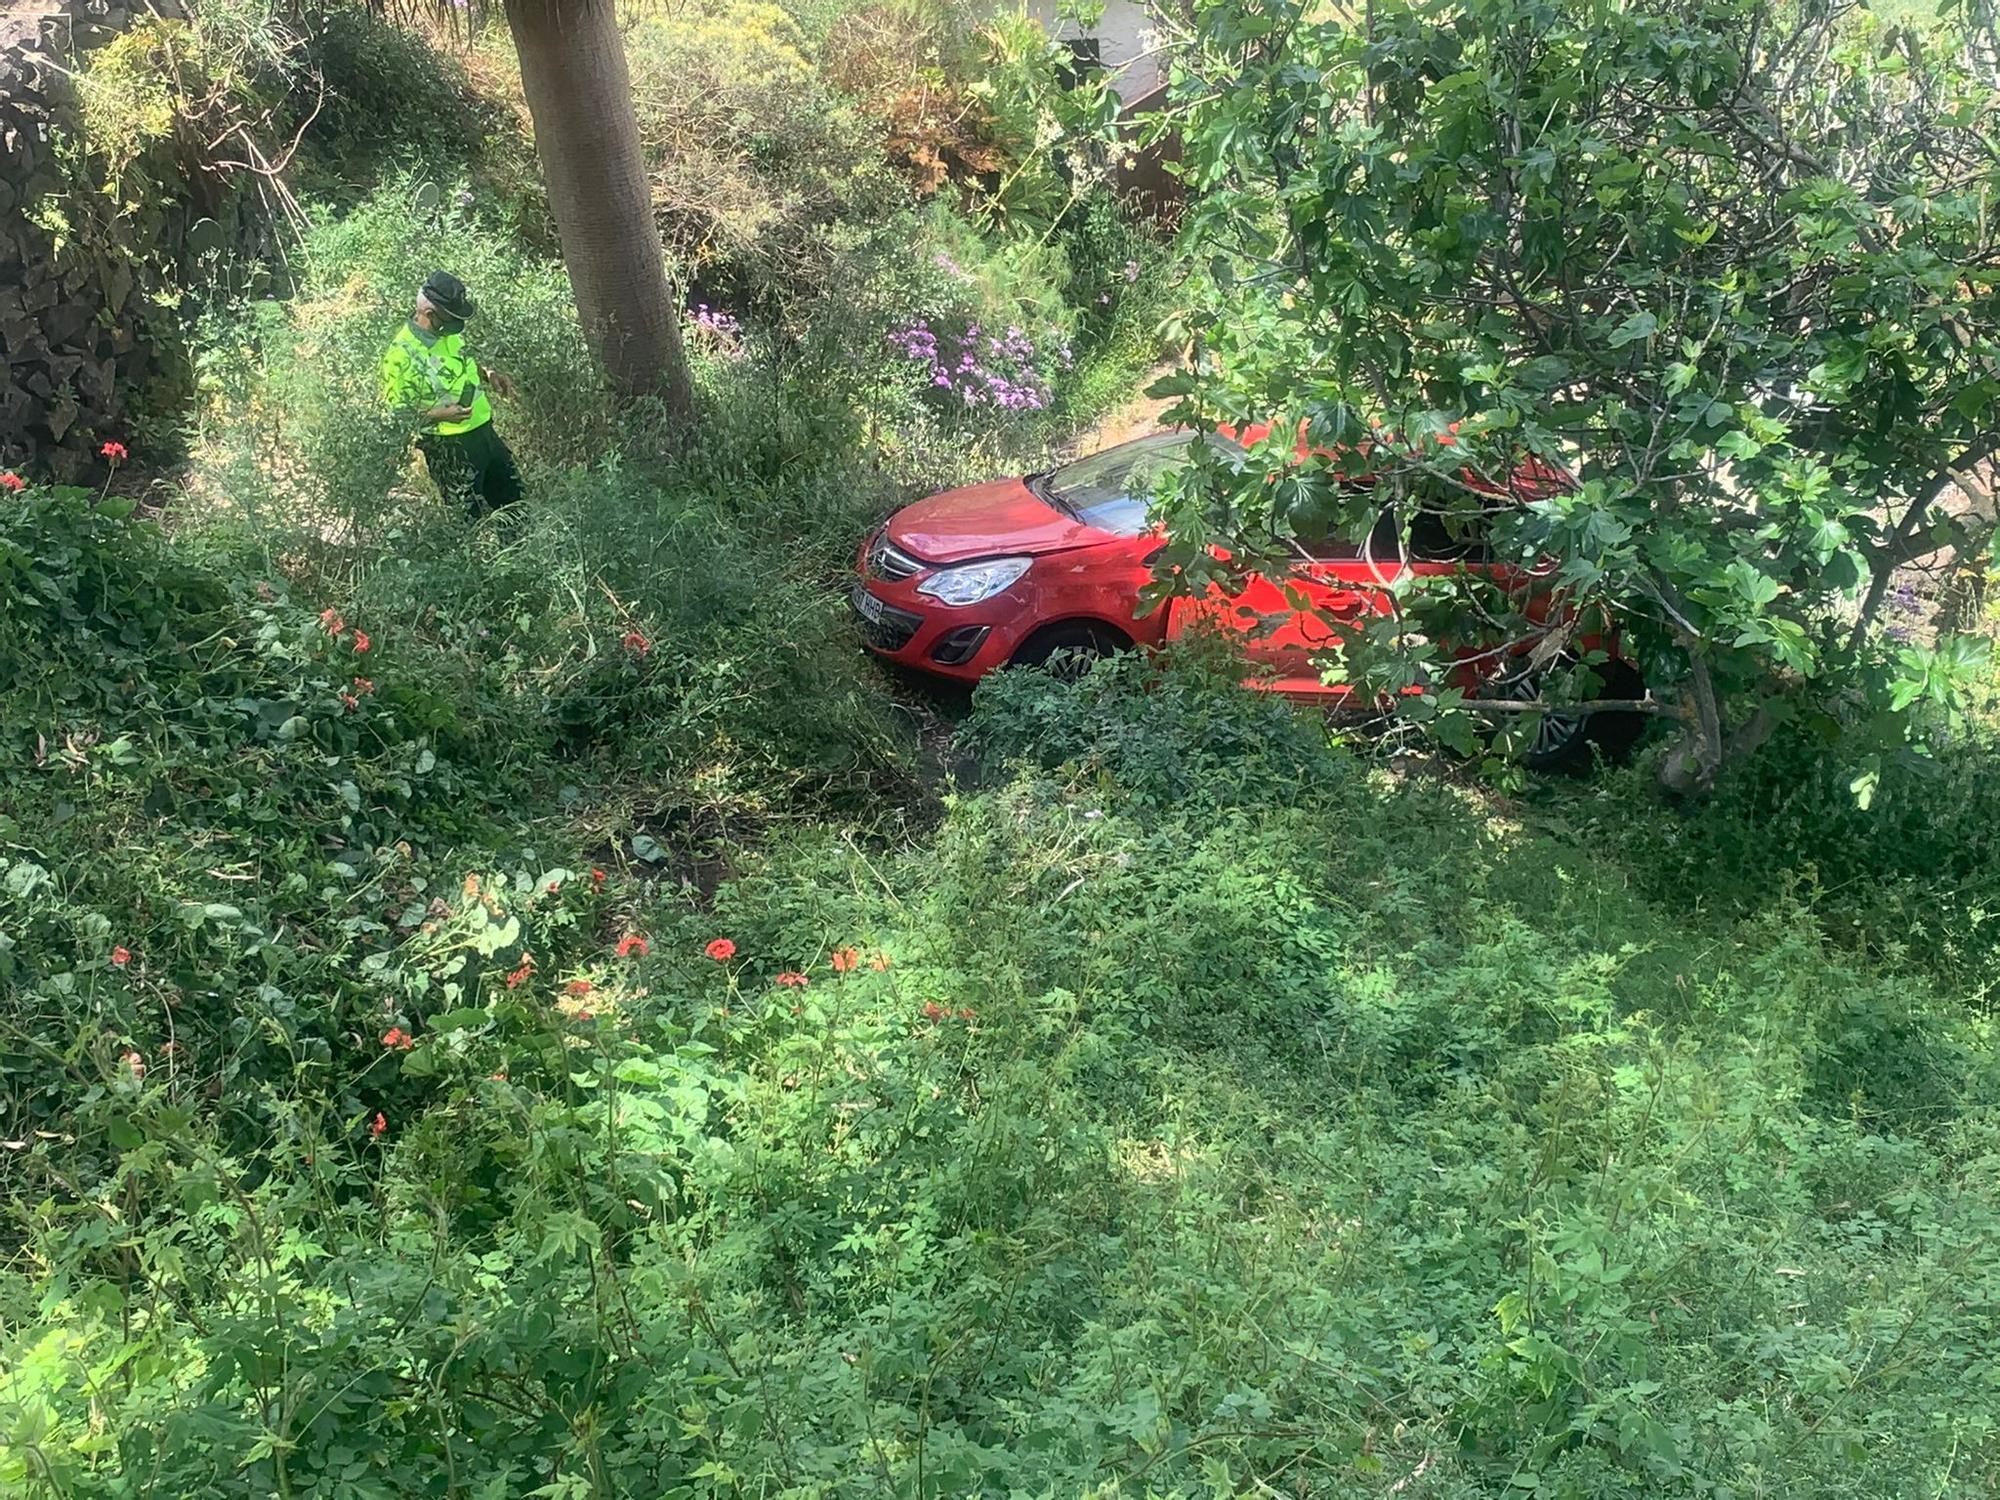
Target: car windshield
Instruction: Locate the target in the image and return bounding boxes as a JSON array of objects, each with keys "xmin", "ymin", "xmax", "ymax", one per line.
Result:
[{"xmin": 1038, "ymin": 432, "xmax": 1242, "ymax": 536}]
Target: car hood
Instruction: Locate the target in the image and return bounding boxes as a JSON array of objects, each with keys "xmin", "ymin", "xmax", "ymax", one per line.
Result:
[{"xmin": 887, "ymin": 477, "xmax": 1113, "ymax": 564}]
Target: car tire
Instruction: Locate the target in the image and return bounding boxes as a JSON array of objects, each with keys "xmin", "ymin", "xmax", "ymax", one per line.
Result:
[
  {"xmin": 1488, "ymin": 655, "xmax": 1650, "ymax": 773},
  {"xmin": 1010, "ymin": 621, "xmax": 1128, "ymax": 681}
]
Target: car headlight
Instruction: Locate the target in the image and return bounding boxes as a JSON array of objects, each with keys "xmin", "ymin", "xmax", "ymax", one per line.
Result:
[{"xmin": 916, "ymin": 557, "xmax": 1032, "ymax": 606}]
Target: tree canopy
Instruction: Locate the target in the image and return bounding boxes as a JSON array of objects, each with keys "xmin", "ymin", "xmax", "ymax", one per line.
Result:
[{"xmin": 1152, "ymin": 0, "xmax": 2000, "ymax": 789}]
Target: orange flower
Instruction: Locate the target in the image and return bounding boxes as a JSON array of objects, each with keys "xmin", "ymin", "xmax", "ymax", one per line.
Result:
[
  {"xmin": 775, "ymin": 971, "xmax": 809, "ymax": 989},
  {"xmin": 870, "ymin": 953, "xmax": 892, "ymax": 972},
  {"xmin": 922, "ymin": 1000, "xmax": 946, "ymax": 1021},
  {"xmin": 463, "ymin": 873, "xmax": 481, "ymax": 898},
  {"xmin": 100, "ymin": 441, "xmax": 128, "ymax": 462},
  {"xmin": 489, "ymin": 1070, "xmax": 508, "ymax": 1082},
  {"xmin": 616, "ymin": 934, "xmax": 650, "ymax": 959},
  {"xmin": 352, "ymin": 676, "xmax": 374, "ymax": 693},
  {"xmin": 341, "ymin": 692, "xmax": 359, "ymax": 711},
  {"xmin": 381, "ymin": 1027, "xmax": 414, "ymax": 1051},
  {"xmin": 566, "ymin": 979, "xmax": 593, "ymax": 997},
  {"xmin": 590, "ymin": 868, "xmax": 607, "ymax": 886},
  {"xmin": 505, "ymin": 955, "xmax": 537, "ymax": 989},
  {"xmin": 351, "ymin": 629, "xmax": 372, "ymax": 653},
  {"xmin": 110, "ymin": 945, "xmax": 132, "ymax": 966},
  {"xmin": 121, "ymin": 1050, "xmax": 146, "ymax": 1079},
  {"xmin": 705, "ymin": 937, "xmax": 737, "ymax": 962},
  {"xmin": 320, "ymin": 608, "xmax": 346, "ymax": 636},
  {"xmin": 621, "ymin": 629, "xmax": 650, "ymax": 656},
  {"xmin": 959, "ymin": 1007, "xmax": 976, "ymax": 1021},
  {"xmin": 830, "ymin": 947, "xmax": 860, "ymax": 974},
  {"xmin": 370, "ymin": 1111, "xmax": 388, "ymax": 1137},
  {"xmin": 546, "ymin": 880, "xmax": 562, "ymax": 894},
  {"xmin": 0, "ymin": 472, "xmax": 24, "ymax": 493}
]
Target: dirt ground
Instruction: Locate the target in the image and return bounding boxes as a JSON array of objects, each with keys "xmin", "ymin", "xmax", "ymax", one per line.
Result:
[{"xmin": 1067, "ymin": 365, "xmax": 1179, "ymax": 457}]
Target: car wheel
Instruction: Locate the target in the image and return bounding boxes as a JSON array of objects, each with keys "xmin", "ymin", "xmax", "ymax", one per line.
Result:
[
  {"xmin": 1010, "ymin": 622, "xmax": 1128, "ymax": 682},
  {"xmin": 1487, "ymin": 655, "xmax": 1649, "ymax": 773}
]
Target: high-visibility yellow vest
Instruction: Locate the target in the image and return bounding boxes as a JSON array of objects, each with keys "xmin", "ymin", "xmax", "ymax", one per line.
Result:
[{"xmin": 380, "ymin": 321, "xmax": 492, "ymax": 436}]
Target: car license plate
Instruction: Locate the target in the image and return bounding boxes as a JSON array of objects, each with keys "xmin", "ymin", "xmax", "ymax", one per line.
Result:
[{"xmin": 852, "ymin": 585, "xmax": 887, "ymax": 624}]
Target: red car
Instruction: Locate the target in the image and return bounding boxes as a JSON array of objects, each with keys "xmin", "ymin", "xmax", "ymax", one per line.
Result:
[{"xmin": 851, "ymin": 429, "xmax": 1646, "ymax": 767}]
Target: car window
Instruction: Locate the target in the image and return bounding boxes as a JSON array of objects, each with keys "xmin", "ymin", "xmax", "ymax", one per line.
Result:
[
  {"xmin": 1407, "ymin": 507, "xmax": 1494, "ymax": 563},
  {"xmin": 1042, "ymin": 432, "xmax": 1243, "ymax": 537},
  {"xmin": 1287, "ymin": 502, "xmax": 1401, "ymax": 563}
]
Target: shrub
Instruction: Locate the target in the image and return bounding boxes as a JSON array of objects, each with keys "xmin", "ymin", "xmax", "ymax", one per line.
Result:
[
  {"xmin": 295, "ymin": 6, "xmax": 498, "ymax": 195},
  {"xmin": 964, "ymin": 639, "xmax": 1349, "ymax": 812},
  {"xmin": 1577, "ymin": 715, "xmax": 2000, "ymax": 1002},
  {"xmin": 623, "ymin": 0, "xmax": 905, "ymax": 304}
]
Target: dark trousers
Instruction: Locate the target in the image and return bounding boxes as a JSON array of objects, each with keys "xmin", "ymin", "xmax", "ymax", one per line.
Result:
[{"xmin": 417, "ymin": 423, "xmax": 523, "ymax": 519}]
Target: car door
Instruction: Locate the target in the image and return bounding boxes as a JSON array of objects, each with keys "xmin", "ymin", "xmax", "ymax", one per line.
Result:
[{"xmin": 1168, "ymin": 504, "xmax": 1404, "ymax": 694}]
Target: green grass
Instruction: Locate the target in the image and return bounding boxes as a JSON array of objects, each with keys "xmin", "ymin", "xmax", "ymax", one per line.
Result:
[{"xmin": 6, "ymin": 507, "xmax": 1999, "ymax": 1494}]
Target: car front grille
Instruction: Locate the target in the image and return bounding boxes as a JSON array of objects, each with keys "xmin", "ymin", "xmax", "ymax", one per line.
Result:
[
  {"xmin": 867, "ymin": 534, "xmax": 924, "ymax": 582},
  {"xmin": 850, "ymin": 584, "xmax": 923, "ymax": 651}
]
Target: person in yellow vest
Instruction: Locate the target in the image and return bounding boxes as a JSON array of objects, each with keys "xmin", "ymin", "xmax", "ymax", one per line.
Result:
[{"xmin": 380, "ymin": 272, "xmax": 522, "ymax": 518}]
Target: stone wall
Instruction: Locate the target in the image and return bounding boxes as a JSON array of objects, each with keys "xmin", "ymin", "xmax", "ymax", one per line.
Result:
[{"xmin": 0, "ymin": 0, "xmax": 191, "ymax": 480}]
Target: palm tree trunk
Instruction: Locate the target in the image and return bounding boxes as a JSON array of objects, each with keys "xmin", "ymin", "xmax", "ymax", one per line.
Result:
[{"xmin": 504, "ymin": 0, "xmax": 692, "ymax": 417}]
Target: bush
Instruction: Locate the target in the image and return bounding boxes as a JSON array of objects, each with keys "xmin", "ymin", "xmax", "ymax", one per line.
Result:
[
  {"xmin": 1575, "ymin": 716, "xmax": 2000, "ymax": 1002},
  {"xmin": 624, "ymin": 0, "xmax": 904, "ymax": 303},
  {"xmin": 964, "ymin": 639, "xmax": 1349, "ymax": 812},
  {"xmin": 295, "ymin": 6, "xmax": 498, "ymax": 195}
]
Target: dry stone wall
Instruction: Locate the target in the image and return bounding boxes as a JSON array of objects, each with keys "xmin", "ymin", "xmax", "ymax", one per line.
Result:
[{"xmin": 0, "ymin": 0, "xmax": 192, "ymax": 480}]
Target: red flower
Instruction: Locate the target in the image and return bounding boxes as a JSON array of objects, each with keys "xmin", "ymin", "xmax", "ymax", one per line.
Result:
[
  {"xmin": 546, "ymin": 880, "xmax": 561, "ymax": 894},
  {"xmin": 566, "ymin": 979, "xmax": 593, "ymax": 997},
  {"xmin": 705, "ymin": 937, "xmax": 737, "ymax": 962},
  {"xmin": 776, "ymin": 971, "xmax": 809, "ymax": 989},
  {"xmin": 370, "ymin": 1111, "xmax": 388, "ymax": 1138},
  {"xmin": 341, "ymin": 692, "xmax": 359, "ymax": 711},
  {"xmin": 505, "ymin": 955, "xmax": 536, "ymax": 989},
  {"xmin": 121, "ymin": 1050, "xmax": 146, "ymax": 1079},
  {"xmin": 0, "ymin": 472, "xmax": 24, "ymax": 493},
  {"xmin": 352, "ymin": 676, "xmax": 374, "ymax": 693},
  {"xmin": 871, "ymin": 953, "xmax": 892, "ymax": 972},
  {"xmin": 621, "ymin": 629, "xmax": 650, "ymax": 656},
  {"xmin": 590, "ymin": 868, "xmax": 607, "ymax": 886},
  {"xmin": 922, "ymin": 1001, "xmax": 946, "ymax": 1021},
  {"xmin": 959, "ymin": 1007, "xmax": 976, "ymax": 1021},
  {"xmin": 110, "ymin": 945, "xmax": 132, "ymax": 966},
  {"xmin": 381, "ymin": 1027, "xmax": 414, "ymax": 1051},
  {"xmin": 100, "ymin": 441, "xmax": 128, "ymax": 462},
  {"xmin": 351, "ymin": 629, "xmax": 372, "ymax": 653},
  {"xmin": 616, "ymin": 934, "xmax": 650, "ymax": 959},
  {"xmin": 320, "ymin": 608, "xmax": 346, "ymax": 637},
  {"xmin": 574, "ymin": 1009, "xmax": 595, "ymax": 1021},
  {"xmin": 830, "ymin": 947, "xmax": 860, "ymax": 974}
]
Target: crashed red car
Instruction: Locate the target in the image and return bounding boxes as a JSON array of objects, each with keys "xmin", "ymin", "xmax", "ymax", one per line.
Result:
[{"xmin": 851, "ymin": 427, "xmax": 1646, "ymax": 768}]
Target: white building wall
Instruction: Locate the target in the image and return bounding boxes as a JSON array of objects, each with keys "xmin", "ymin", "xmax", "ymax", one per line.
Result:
[{"xmin": 1023, "ymin": 1, "xmax": 1164, "ymax": 104}]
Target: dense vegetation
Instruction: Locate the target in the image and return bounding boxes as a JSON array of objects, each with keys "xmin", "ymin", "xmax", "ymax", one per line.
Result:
[
  {"xmin": 4, "ymin": 3, "xmax": 2000, "ymax": 1496},
  {"xmin": 1156, "ymin": 0, "xmax": 1999, "ymax": 791}
]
